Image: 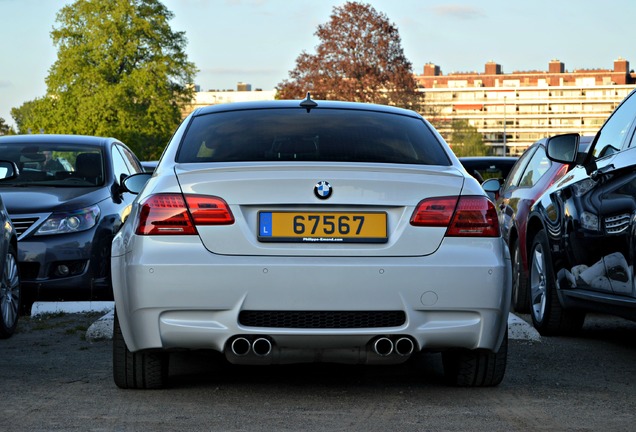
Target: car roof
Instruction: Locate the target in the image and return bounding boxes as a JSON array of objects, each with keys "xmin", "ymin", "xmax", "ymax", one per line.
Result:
[
  {"xmin": 192, "ymin": 98, "xmax": 424, "ymax": 119},
  {"xmin": 0, "ymin": 134, "xmax": 118, "ymax": 146},
  {"xmin": 458, "ymin": 156, "xmax": 518, "ymax": 163}
]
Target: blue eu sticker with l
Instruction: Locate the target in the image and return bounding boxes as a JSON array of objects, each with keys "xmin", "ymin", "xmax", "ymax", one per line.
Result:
[{"xmin": 260, "ymin": 212, "xmax": 272, "ymax": 237}]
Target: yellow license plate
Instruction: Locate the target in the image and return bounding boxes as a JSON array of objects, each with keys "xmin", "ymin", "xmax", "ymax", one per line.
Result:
[{"xmin": 258, "ymin": 211, "xmax": 387, "ymax": 243}]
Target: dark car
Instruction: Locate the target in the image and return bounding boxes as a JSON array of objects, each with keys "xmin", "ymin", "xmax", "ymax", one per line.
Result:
[
  {"xmin": 0, "ymin": 160, "xmax": 20, "ymax": 337},
  {"xmin": 526, "ymin": 88, "xmax": 636, "ymax": 335},
  {"xmin": 459, "ymin": 156, "xmax": 518, "ymax": 184},
  {"xmin": 0, "ymin": 135, "xmax": 144, "ymax": 313},
  {"xmin": 486, "ymin": 136, "xmax": 593, "ymax": 312}
]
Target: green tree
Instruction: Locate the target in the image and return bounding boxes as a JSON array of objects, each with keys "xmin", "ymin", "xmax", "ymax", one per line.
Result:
[
  {"xmin": 276, "ymin": 1, "xmax": 421, "ymax": 109},
  {"xmin": 12, "ymin": 0, "xmax": 197, "ymax": 160},
  {"xmin": 11, "ymin": 98, "xmax": 56, "ymax": 135},
  {"xmin": 0, "ymin": 117, "xmax": 15, "ymax": 135},
  {"xmin": 448, "ymin": 119, "xmax": 488, "ymax": 157}
]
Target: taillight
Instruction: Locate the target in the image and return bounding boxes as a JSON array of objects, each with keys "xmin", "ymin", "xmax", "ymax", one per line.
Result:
[
  {"xmin": 411, "ymin": 196, "xmax": 499, "ymax": 237},
  {"xmin": 136, "ymin": 194, "xmax": 234, "ymax": 235},
  {"xmin": 184, "ymin": 195, "xmax": 234, "ymax": 225},
  {"xmin": 410, "ymin": 196, "xmax": 457, "ymax": 227}
]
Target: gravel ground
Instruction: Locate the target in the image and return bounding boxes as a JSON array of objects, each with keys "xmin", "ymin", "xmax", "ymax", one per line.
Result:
[{"xmin": 2, "ymin": 312, "xmax": 636, "ymax": 431}]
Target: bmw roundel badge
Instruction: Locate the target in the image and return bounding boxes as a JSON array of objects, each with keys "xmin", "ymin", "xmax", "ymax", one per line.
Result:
[{"xmin": 314, "ymin": 181, "xmax": 332, "ymax": 199}]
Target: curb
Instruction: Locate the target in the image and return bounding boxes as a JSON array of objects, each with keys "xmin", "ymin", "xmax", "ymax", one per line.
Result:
[
  {"xmin": 508, "ymin": 313, "xmax": 541, "ymax": 341},
  {"xmin": 31, "ymin": 301, "xmax": 115, "ymax": 316},
  {"xmin": 86, "ymin": 308, "xmax": 114, "ymax": 341}
]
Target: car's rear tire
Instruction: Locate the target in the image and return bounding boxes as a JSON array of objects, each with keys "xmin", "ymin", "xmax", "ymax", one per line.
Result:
[
  {"xmin": 442, "ymin": 329, "xmax": 507, "ymax": 387},
  {"xmin": 0, "ymin": 244, "xmax": 20, "ymax": 339},
  {"xmin": 113, "ymin": 310, "xmax": 168, "ymax": 389},
  {"xmin": 511, "ymin": 239, "xmax": 529, "ymax": 313},
  {"xmin": 529, "ymin": 230, "xmax": 585, "ymax": 336}
]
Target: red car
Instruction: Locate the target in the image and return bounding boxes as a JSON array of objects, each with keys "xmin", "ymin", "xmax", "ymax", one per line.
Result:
[{"xmin": 484, "ymin": 136, "xmax": 593, "ymax": 312}]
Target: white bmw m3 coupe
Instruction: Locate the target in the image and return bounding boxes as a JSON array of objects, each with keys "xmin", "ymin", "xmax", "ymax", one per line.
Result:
[{"xmin": 112, "ymin": 96, "xmax": 511, "ymax": 388}]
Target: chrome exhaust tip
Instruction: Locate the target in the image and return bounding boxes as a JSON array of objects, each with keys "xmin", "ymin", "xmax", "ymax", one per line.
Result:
[
  {"xmin": 230, "ymin": 337, "xmax": 251, "ymax": 356},
  {"xmin": 252, "ymin": 337, "xmax": 273, "ymax": 356},
  {"xmin": 394, "ymin": 337, "xmax": 415, "ymax": 356},
  {"xmin": 372, "ymin": 337, "xmax": 394, "ymax": 356}
]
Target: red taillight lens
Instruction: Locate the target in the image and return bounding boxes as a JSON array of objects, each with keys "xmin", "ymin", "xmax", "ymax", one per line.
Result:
[
  {"xmin": 447, "ymin": 196, "xmax": 499, "ymax": 237},
  {"xmin": 410, "ymin": 197, "xmax": 457, "ymax": 227},
  {"xmin": 411, "ymin": 196, "xmax": 499, "ymax": 237},
  {"xmin": 184, "ymin": 195, "xmax": 234, "ymax": 225},
  {"xmin": 136, "ymin": 194, "xmax": 234, "ymax": 235},
  {"xmin": 136, "ymin": 194, "xmax": 196, "ymax": 235}
]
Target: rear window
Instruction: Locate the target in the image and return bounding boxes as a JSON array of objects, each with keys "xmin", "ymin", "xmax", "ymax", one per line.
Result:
[{"xmin": 176, "ymin": 108, "xmax": 450, "ymax": 165}]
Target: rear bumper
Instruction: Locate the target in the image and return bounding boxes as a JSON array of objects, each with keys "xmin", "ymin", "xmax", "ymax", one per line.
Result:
[{"xmin": 112, "ymin": 235, "xmax": 511, "ymax": 361}]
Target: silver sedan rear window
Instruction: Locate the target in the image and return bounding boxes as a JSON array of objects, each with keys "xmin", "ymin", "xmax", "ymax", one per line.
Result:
[{"xmin": 176, "ymin": 108, "xmax": 450, "ymax": 166}]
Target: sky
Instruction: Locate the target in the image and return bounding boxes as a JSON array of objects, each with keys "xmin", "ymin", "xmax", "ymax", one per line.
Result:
[{"xmin": 1, "ymin": 0, "xmax": 635, "ymax": 128}]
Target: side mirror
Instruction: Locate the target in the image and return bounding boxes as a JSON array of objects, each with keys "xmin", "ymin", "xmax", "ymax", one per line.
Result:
[
  {"xmin": 482, "ymin": 178, "xmax": 501, "ymax": 193},
  {"xmin": 0, "ymin": 160, "xmax": 19, "ymax": 181},
  {"xmin": 546, "ymin": 133, "xmax": 579, "ymax": 164},
  {"xmin": 481, "ymin": 177, "xmax": 502, "ymax": 201},
  {"xmin": 121, "ymin": 172, "xmax": 152, "ymax": 194}
]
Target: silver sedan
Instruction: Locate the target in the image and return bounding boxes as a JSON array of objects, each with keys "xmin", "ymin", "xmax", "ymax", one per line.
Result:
[{"xmin": 112, "ymin": 96, "xmax": 511, "ymax": 389}]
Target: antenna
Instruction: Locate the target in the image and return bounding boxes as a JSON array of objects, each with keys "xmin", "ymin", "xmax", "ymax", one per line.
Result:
[{"xmin": 299, "ymin": 92, "xmax": 318, "ymax": 112}]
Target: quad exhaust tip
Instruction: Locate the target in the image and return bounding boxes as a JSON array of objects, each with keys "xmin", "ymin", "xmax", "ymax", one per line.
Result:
[
  {"xmin": 231, "ymin": 335, "xmax": 415, "ymax": 359},
  {"xmin": 230, "ymin": 336, "xmax": 273, "ymax": 357},
  {"xmin": 372, "ymin": 336, "xmax": 415, "ymax": 357}
]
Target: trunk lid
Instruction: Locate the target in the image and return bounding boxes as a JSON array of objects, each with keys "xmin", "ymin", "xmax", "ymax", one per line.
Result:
[{"xmin": 174, "ymin": 162, "xmax": 465, "ymax": 257}]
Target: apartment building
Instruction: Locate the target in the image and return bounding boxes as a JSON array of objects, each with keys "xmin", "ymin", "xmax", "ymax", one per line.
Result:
[
  {"xmin": 415, "ymin": 58, "xmax": 636, "ymax": 155},
  {"xmin": 187, "ymin": 59, "xmax": 636, "ymax": 156},
  {"xmin": 185, "ymin": 87, "xmax": 276, "ymax": 114}
]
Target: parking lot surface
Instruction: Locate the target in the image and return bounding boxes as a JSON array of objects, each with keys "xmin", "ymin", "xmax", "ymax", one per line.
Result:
[{"xmin": 2, "ymin": 312, "xmax": 636, "ymax": 431}]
